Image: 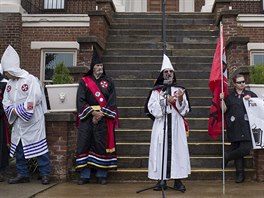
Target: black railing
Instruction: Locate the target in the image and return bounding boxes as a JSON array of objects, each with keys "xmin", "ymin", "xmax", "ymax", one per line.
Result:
[{"xmin": 21, "ymin": 0, "xmax": 94, "ymax": 14}]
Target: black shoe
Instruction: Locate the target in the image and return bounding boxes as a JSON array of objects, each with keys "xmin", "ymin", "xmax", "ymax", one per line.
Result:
[
  {"xmin": 97, "ymin": 177, "xmax": 107, "ymax": 185},
  {"xmin": 153, "ymin": 180, "xmax": 167, "ymax": 191},
  {"xmin": 174, "ymin": 179, "xmax": 186, "ymax": 193},
  {"xmin": 41, "ymin": 176, "xmax": 50, "ymax": 185},
  {"xmin": 8, "ymin": 175, "xmax": 30, "ymax": 184},
  {"xmin": 235, "ymin": 172, "xmax": 245, "ymax": 183},
  {"xmin": 78, "ymin": 178, "xmax": 90, "ymax": 185}
]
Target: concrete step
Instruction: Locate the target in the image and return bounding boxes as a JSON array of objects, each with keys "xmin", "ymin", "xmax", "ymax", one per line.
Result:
[
  {"xmin": 106, "ymin": 168, "xmax": 254, "ymax": 181},
  {"xmin": 113, "ymin": 13, "xmax": 214, "ymax": 19},
  {"xmin": 114, "ymin": 79, "xmax": 209, "ymax": 88},
  {"xmin": 106, "ymin": 63, "xmax": 212, "ymax": 71},
  {"xmin": 115, "ymin": 129, "xmax": 218, "ymax": 142},
  {"xmin": 103, "ymin": 55, "xmax": 213, "ymax": 63},
  {"xmin": 116, "ymin": 87, "xmax": 211, "ymax": 97},
  {"xmin": 117, "ymin": 106, "xmax": 210, "ymax": 118},
  {"xmin": 116, "ymin": 142, "xmax": 231, "ymax": 156},
  {"xmin": 118, "ymin": 118, "xmax": 209, "ymax": 130},
  {"xmin": 110, "ymin": 24, "xmax": 217, "ymax": 31},
  {"xmin": 106, "ymin": 35, "xmax": 218, "ymax": 43},
  {"xmin": 104, "ymin": 48, "xmax": 215, "ymax": 56},
  {"xmin": 109, "ymin": 70, "xmax": 210, "ymax": 79},
  {"xmin": 109, "ymin": 29, "xmax": 217, "ymax": 36},
  {"xmin": 117, "ymin": 156, "xmax": 253, "ymax": 169},
  {"xmin": 117, "ymin": 96, "xmax": 212, "ymax": 107},
  {"xmin": 106, "ymin": 42, "xmax": 217, "ymax": 49}
]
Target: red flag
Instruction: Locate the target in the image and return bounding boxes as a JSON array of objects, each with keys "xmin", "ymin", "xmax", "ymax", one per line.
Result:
[{"xmin": 208, "ymin": 37, "xmax": 228, "ymax": 140}]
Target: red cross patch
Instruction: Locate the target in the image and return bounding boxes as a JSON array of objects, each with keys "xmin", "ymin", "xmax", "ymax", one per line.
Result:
[
  {"xmin": 7, "ymin": 85, "xmax": 11, "ymax": 92},
  {"xmin": 100, "ymin": 80, "xmax": 108, "ymax": 88},
  {"xmin": 27, "ymin": 102, "xmax": 34, "ymax": 110},
  {"xmin": 21, "ymin": 84, "xmax": 29, "ymax": 92}
]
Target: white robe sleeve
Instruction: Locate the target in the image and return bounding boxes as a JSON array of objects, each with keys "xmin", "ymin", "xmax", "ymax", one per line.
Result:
[
  {"xmin": 148, "ymin": 90, "xmax": 164, "ymax": 119},
  {"xmin": 15, "ymin": 76, "xmax": 43, "ymax": 122}
]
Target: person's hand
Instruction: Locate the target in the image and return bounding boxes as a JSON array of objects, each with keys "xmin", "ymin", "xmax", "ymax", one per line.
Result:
[
  {"xmin": 92, "ymin": 111, "xmax": 104, "ymax": 124},
  {"xmin": 167, "ymin": 95, "xmax": 176, "ymax": 103},
  {"xmin": 219, "ymin": 92, "xmax": 224, "ymax": 100},
  {"xmin": 174, "ymin": 89, "xmax": 185, "ymax": 102},
  {"xmin": 244, "ymin": 94, "xmax": 251, "ymax": 100}
]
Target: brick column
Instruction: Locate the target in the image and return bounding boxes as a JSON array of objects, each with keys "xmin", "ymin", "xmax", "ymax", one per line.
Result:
[
  {"xmin": 254, "ymin": 149, "xmax": 264, "ymax": 182},
  {"xmin": 45, "ymin": 113, "xmax": 77, "ymax": 181},
  {"xmin": 212, "ymin": 0, "xmax": 231, "ymax": 21},
  {"xmin": 0, "ymin": 0, "xmax": 23, "ymax": 56},
  {"xmin": 225, "ymin": 37, "xmax": 249, "ymax": 74}
]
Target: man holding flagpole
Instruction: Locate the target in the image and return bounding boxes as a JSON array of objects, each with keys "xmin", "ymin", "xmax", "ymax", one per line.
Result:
[{"xmin": 220, "ymin": 74, "xmax": 257, "ymax": 183}]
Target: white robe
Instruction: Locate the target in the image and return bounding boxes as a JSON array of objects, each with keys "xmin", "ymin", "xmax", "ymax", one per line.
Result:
[
  {"xmin": 3, "ymin": 73, "xmax": 48, "ymax": 159},
  {"xmin": 147, "ymin": 87, "xmax": 191, "ymax": 180}
]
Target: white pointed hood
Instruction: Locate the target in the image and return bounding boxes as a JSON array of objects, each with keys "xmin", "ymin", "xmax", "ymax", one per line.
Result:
[
  {"xmin": 1, "ymin": 45, "xmax": 28, "ymax": 78},
  {"xmin": 160, "ymin": 54, "xmax": 174, "ymax": 72}
]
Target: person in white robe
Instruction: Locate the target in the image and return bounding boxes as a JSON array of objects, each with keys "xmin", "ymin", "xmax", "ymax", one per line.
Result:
[
  {"xmin": 146, "ymin": 54, "xmax": 191, "ymax": 192},
  {"xmin": 1, "ymin": 45, "xmax": 50, "ymax": 185}
]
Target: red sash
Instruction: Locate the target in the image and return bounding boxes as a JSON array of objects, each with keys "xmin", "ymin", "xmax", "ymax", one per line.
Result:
[{"xmin": 82, "ymin": 76, "xmax": 116, "ymax": 153}]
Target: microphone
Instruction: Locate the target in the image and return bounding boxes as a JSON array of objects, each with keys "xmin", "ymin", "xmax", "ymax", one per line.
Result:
[{"xmin": 163, "ymin": 73, "xmax": 170, "ymax": 85}]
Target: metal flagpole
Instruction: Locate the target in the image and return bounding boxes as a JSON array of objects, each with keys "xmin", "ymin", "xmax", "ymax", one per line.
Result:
[
  {"xmin": 220, "ymin": 21, "xmax": 225, "ymax": 195},
  {"xmin": 162, "ymin": 0, "xmax": 166, "ymax": 54}
]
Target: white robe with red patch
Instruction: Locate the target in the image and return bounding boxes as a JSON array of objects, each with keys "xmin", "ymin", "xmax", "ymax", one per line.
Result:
[{"xmin": 3, "ymin": 73, "xmax": 48, "ymax": 159}]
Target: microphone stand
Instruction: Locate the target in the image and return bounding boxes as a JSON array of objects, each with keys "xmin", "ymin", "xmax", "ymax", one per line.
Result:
[{"xmin": 137, "ymin": 80, "xmax": 175, "ymax": 198}]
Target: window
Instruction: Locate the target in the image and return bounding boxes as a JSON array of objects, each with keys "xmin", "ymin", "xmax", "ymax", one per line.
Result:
[
  {"xmin": 251, "ymin": 51, "xmax": 264, "ymax": 65},
  {"xmin": 44, "ymin": 0, "xmax": 65, "ymax": 10},
  {"xmin": 43, "ymin": 50, "xmax": 76, "ymax": 82}
]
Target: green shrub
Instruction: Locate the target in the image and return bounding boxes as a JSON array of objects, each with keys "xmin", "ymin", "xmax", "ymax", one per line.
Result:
[
  {"xmin": 52, "ymin": 62, "xmax": 74, "ymax": 84},
  {"xmin": 250, "ymin": 64, "xmax": 264, "ymax": 84}
]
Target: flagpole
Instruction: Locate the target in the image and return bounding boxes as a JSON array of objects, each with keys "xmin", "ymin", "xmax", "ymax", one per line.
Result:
[{"xmin": 220, "ymin": 21, "xmax": 225, "ymax": 195}]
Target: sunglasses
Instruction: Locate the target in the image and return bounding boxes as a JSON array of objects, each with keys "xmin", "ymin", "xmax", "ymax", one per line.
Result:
[{"xmin": 236, "ymin": 81, "xmax": 245, "ymax": 84}]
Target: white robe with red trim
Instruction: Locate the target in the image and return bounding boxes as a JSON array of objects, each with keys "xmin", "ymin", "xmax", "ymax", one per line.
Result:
[
  {"xmin": 147, "ymin": 86, "xmax": 191, "ymax": 180},
  {"xmin": 3, "ymin": 73, "xmax": 48, "ymax": 159}
]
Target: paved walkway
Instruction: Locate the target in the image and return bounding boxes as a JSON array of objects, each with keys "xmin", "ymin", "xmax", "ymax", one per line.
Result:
[{"xmin": 1, "ymin": 179, "xmax": 264, "ymax": 198}]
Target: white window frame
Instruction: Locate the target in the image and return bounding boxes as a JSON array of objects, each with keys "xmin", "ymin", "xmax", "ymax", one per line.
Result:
[
  {"xmin": 247, "ymin": 43, "xmax": 264, "ymax": 65},
  {"xmin": 31, "ymin": 41, "xmax": 79, "ymax": 83},
  {"xmin": 41, "ymin": 49, "xmax": 77, "ymax": 83},
  {"xmin": 250, "ymin": 51, "xmax": 264, "ymax": 65}
]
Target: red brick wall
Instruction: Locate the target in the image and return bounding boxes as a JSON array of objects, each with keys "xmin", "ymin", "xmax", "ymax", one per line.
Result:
[
  {"xmin": 195, "ymin": 0, "xmax": 205, "ymax": 12},
  {"xmin": 254, "ymin": 149, "xmax": 264, "ymax": 182},
  {"xmin": 231, "ymin": 1, "xmax": 262, "ymax": 14},
  {"xmin": 21, "ymin": 26, "xmax": 90, "ymax": 78},
  {"xmin": 45, "ymin": 113, "xmax": 77, "ymax": 181},
  {"xmin": 0, "ymin": 13, "xmax": 22, "ymax": 57}
]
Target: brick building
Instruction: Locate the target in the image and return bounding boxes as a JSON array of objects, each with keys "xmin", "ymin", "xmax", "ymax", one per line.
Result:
[{"xmin": 0, "ymin": 0, "xmax": 264, "ymax": 181}]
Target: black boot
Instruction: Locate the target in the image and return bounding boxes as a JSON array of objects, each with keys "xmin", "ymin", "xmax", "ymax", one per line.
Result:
[
  {"xmin": 8, "ymin": 175, "xmax": 30, "ymax": 184},
  {"xmin": 153, "ymin": 180, "xmax": 167, "ymax": 191},
  {"xmin": 174, "ymin": 179, "xmax": 186, "ymax": 192},
  {"xmin": 235, "ymin": 158, "xmax": 245, "ymax": 183}
]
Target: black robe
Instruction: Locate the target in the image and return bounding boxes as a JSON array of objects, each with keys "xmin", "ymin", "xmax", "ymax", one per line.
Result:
[{"xmin": 75, "ymin": 74, "xmax": 117, "ymax": 171}]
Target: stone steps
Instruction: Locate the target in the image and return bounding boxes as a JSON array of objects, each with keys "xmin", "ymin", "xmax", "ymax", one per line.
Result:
[{"xmin": 88, "ymin": 12, "xmax": 253, "ymax": 181}]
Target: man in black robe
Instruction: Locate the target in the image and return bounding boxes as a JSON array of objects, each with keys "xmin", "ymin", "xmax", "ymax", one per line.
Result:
[{"xmin": 75, "ymin": 49, "xmax": 118, "ymax": 185}]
